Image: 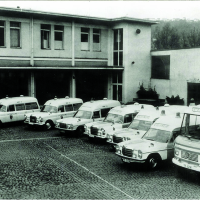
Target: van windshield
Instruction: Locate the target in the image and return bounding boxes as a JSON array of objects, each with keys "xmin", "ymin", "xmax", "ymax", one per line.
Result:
[
  {"xmin": 74, "ymin": 110, "xmax": 92, "ymax": 119},
  {"xmin": 0, "ymin": 105, "xmax": 6, "ymax": 112},
  {"xmin": 41, "ymin": 105, "xmax": 57, "ymax": 113},
  {"xmin": 129, "ymin": 119, "xmax": 152, "ymax": 131},
  {"xmin": 143, "ymin": 128, "xmax": 171, "ymax": 143},
  {"xmin": 104, "ymin": 113, "xmax": 123, "ymax": 124}
]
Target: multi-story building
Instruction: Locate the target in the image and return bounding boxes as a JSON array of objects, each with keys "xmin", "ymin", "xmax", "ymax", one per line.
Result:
[{"xmin": 0, "ymin": 6, "xmax": 156, "ymax": 105}]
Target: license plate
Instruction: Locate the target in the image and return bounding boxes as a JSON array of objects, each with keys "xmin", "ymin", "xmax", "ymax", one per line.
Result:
[
  {"xmin": 123, "ymin": 158, "xmax": 130, "ymax": 163},
  {"xmin": 89, "ymin": 135, "xmax": 95, "ymax": 138},
  {"xmin": 60, "ymin": 130, "xmax": 65, "ymax": 133}
]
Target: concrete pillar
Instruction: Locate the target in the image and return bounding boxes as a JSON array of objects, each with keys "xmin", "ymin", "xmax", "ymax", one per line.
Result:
[{"xmin": 28, "ymin": 72, "xmax": 35, "ymax": 97}]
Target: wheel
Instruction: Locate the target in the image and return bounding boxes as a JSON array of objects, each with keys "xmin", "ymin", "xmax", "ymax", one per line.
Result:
[
  {"xmin": 76, "ymin": 126, "xmax": 84, "ymax": 136},
  {"xmin": 45, "ymin": 121, "xmax": 53, "ymax": 130},
  {"xmin": 146, "ymin": 155, "xmax": 160, "ymax": 169}
]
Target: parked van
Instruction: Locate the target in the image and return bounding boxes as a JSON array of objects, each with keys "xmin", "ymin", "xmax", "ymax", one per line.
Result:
[
  {"xmin": 173, "ymin": 105, "xmax": 200, "ymax": 172},
  {"xmin": 87, "ymin": 103, "xmax": 155, "ymax": 140},
  {"xmin": 115, "ymin": 106, "xmax": 188, "ymax": 169},
  {"xmin": 55, "ymin": 99, "xmax": 120, "ymax": 135},
  {"xmin": 107, "ymin": 105, "xmax": 187, "ymax": 147},
  {"xmin": 0, "ymin": 96, "xmax": 40, "ymax": 124},
  {"xmin": 24, "ymin": 96, "xmax": 83, "ymax": 130}
]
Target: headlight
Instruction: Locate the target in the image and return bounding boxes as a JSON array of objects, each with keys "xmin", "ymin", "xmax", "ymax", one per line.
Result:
[
  {"xmin": 175, "ymin": 149, "xmax": 179, "ymax": 156},
  {"xmin": 24, "ymin": 114, "xmax": 27, "ymax": 119},
  {"xmin": 132, "ymin": 150, "xmax": 137, "ymax": 158},
  {"xmin": 39, "ymin": 117, "xmax": 43, "ymax": 122},
  {"xmin": 69, "ymin": 124, "xmax": 73, "ymax": 129},
  {"xmin": 138, "ymin": 150, "xmax": 142, "ymax": 159},
  {"xmin": 56, "ymin": 122, "xmax": 59, "ymax": 127}
]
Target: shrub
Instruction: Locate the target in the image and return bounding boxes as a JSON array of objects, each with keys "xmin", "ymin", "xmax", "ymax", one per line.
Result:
[{"xmin": 166, "ymin": 95, "xmax": 184, "ymax": 105}]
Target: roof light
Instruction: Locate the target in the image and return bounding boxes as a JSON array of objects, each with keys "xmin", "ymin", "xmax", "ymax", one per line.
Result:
[
  {"xmin": 54, "ymin": 96, "xmax": 57, "ymax": 100},
  {"xmin": 164, "ymin": 104, "xmax": 170, "ymax": 107},
  {"xmin": 161, "ymin": 110, "xmax": 166, "ymax": 116},
  {"xmin": 156, "ymin": 106, "xmax": 159, "ymax": 110},
  {"xmin": 141, "ymin": 105, "xmax": 144, "ymax": 109},
  {"xmin": 134, "ymin": 102, "xmax": 139, "ymax": 105},
  {"xmin": 5, "ymin": 95, "xmax": 9, "ymax": 99},
  {"xmin": 20, "ymin": 95, "xmax": 24, "ymax": 97},
  {"xmin": 65, "ymin": 96, "xmax": 69, "ymax": 99},
  {"xmin": 176, "ymin": 112, "xmax": 181, "ymax": 118},
  {"xmin": 103, "ymin": 98, "xmax": 107, "ymax": 100}
]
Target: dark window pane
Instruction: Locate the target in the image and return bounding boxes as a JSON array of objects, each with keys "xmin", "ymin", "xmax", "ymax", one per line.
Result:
[
  {"xmin": 0, "ymin": 21, "xmax": 4, "ymax": 26},
  {"xmin": 113, "ymin": 72, "xmax": 117, "ymax": 83},
  {"xmin": 73, "ymin": 103, "xmax": 82, "ymax": 111},
  {"xmin": 124, "ymin": 114, "xmax": 133, "ymax": 123},
  {"xmin": 25, "ymin": 102, "xmax": 39, "ymax": 110},
  {"xmin": 0, "ymin": 28, "xmax": 4, "ymax": 46},
  {"xmin": 151, "ymin": 56, "xmax": 170, "ymax": 79},
  {"xmin": 41, "ymin": 24, "xmax": 50, "ymax": 30},
  {"xmin": 81, "ymin": 34, "xmax": 88, "ymax": 42},
  {"xmin": 113, "ymin": 85, "xmax": 117, "ymax": 100},
  {"xmin": 93, "ymin": 111, "xmax": 100, "ymax": 119},
  {"xmin": 54, "ymin": 25, "xmax": 63, "ymax": 31},
  {"xmin": 81, "ymin": 27, "xmax": 89, "ymax": 33},
  {"xmin": 15, "ymin": 104, "xmax": 25, "ymax": 111},
  {"xmin": 118, "ymin": 85, "xmax": 122, "ymax": 101},
  {"xmin": 55, "ymin": 32, "xmax": 62, "ymax": 41},
  {"xmin": 10, "ymin": 22, "xmax": 20, "ymax": 28},
  {"xmin": 119, "ymin": 52, "xmax": 123, "ymax": 65},
  {"xmin": 93, "ymin": 29, "xmax": 100, "ymax": 34},
  {"xmin": 113, "ymin": 52, "xmax": 118, "ymax": 66},
  {"xmin": 119, "ymin": 29, "xmax": 123, "ymax": 50},
  {"xmin": 113, "ymin": 30, "xmax": 118, "ymax": 50},
  {"xmin": 118, "ymin": 72, "xmax": 122, "ymax": 83},
  {"xmin": 65, "ymin": 104, "xmax": 73, "ymax": 111},
  {"xmin": 93, "ymin": 34, "xmax": 99, "ymax": 43},
  {"xmin": 8, "ymin": 105, "xmax": 15, "ymax": 112},
  {"xmin": 101, "ymin": 108, "xmax": 110, "ymax": 118}
]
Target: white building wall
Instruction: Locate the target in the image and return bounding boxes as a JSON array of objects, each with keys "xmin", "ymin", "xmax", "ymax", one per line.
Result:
[{"xmin": 151, "ymin": 48, "xmax": 200, "ymax": 105}]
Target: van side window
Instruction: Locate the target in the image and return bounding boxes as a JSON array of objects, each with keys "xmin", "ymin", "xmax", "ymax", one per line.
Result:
[
  {"xmin": 25, "ymin": 102, "xmax": 39, "ymax": 110},
  {"xmin": 101, "ymin": 108, "xmax": 110, "ymax": 118},
  {"xmin": 15, "ymin": 104, "xmax": 25, "ymax": 111},
  {"xmin": 93, "ymin": 111, "xmax": 100, "ymax": 119},
  {"xmin": 65, "ymin": 104, "xmax": 73, "ymax": 112},
  {"xmin": 58, "ymin": 105, "xmax": 65, "ymax": 112},
  {"xmin": 124, "ymin": 113, "xmax": 133, "ymax": 123},
  {"xmin": 73, "ymin": 103, "xmax": 82, "ymax": 111},
  {"xmin": 8, "ymin": 105, "xmax": 15, "ymax": 112}
]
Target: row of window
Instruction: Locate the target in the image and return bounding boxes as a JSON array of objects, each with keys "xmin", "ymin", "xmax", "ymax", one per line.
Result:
[{"xmin": 0, "ymin": 21, "xmax": 101, "ymax": 51}]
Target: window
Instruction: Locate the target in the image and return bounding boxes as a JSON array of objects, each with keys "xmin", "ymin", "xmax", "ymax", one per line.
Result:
[
  {"xmin": 41, "ymin": 24, "xmax": 51, "ymax": 49},
  {"xmin": 93, "ymin": 111, "xmax": 100, "ymax": 119},
  {"xmin": 93, "ymin": 29, "xmax": 101, "ymax": 51},
  {"xmin": 124, "ymin": 114, "xmax": 133, "ymax": 123},
  {"xmin": 10, "ymin": 22, "xmax": 20, "ymax": 48},
  {"xmin": 65, "ymin": 104, "xmax": 73, "ymax": 112},
  {"xmin": 58, "ymin": 105, "xmax": 65, "ymax": 112},
  {"xmin": 15, "ymin": 104, "xmax": 25, "ymax": 111},
  {"xmin": 101, "ymin": 108, "xmax": 110, "ymax": 118},
  {"xmin": 113, "ymin": 29, "xmax": 123, "ymax": 66},
  {"xmin": 151, "ymin": 56, "xmax": 170, "ymax": 79},
  {"xmin": 25, "ymin": 102, "xmax": 39, "ymax": 110},
  {"xmin": 54, "ymin": 25, "xmax": 64, "ymax": 50},
  {"xmin": 81, "ymin": 27, "xmax": 89, "ymax": 51},
  {"xmin": 0, "ymin": 21, "xmax": 5, "ymax": 47},
  {"xmin": 73, "ymin": 103, "xmax": 82, "ymax": 111},
  {"xmin": 112, "ymin": 71, "xmax": 122, "ymax": 101},
  {"xmin": 8, "ymin": 105, "xmax": 15, "ymax": 112}
]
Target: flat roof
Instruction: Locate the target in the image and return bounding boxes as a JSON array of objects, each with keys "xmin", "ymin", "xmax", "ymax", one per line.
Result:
[{"xmin": 0, "ymin": 6, "xmax": 158, "ymax": 25}]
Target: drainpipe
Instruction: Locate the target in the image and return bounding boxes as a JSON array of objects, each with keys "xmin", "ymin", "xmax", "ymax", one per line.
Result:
[{"xmin": 30, "ymin": 16, "xmax": 34, "ymax": 66}]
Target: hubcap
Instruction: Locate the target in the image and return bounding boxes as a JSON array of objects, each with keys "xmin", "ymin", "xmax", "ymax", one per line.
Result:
[
  {"xmin": 46, "ymin": 123, "xmax": 51, "ymax": 129},
  {"xmin": 149, "ymin": 158, "xmax": 157, "ymax": 168}
]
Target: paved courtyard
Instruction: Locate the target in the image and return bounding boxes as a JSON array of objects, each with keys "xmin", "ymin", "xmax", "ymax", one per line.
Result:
[{"xmin": 0, "ymin": 123, "xmax": 200, "ymax": 199}]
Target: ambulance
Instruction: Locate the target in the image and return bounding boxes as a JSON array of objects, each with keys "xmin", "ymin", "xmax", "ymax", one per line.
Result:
[
  {"xmin": 24, "ymin": 96, "xmax": 83, "ymax": 130},
  {"xmin": 0, "ymin": 96, "xmax": 40, "ymax": 124},
  {"xmin": 86, "ymin": 103, "xmax": 155, "ymax": 140},
  {"xmin": 115, "ymin": 106, "xmax": 188, "ymax": 169},
  {"xmin": 55, "ymin": 99, "xmax": 120, "ymax": 135},
  {"xmin": 107, "ymin": 105, "xmax": 187, "ymax": 148},
  {"xmin": 173, "ymin": 105, "xmax": 200, "ymax": 172}
]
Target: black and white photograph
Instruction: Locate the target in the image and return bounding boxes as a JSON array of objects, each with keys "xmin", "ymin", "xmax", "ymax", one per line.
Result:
[{"xmin": 0, "ymin": 0, "xmax": 200, "ymax": 199}]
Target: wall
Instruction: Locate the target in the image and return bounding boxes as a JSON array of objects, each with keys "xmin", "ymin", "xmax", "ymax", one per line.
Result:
[{"xmin": 151, "ymin": 48, "xmax": 200, "ymax": 105}]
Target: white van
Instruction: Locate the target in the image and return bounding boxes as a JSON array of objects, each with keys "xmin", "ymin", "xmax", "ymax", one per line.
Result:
[
  {"xmin": 55, "ymin": 99, "xmax": 120, "ymax": 135},
  {"xmin": 24, "ymin": 97, "xmax": 83, "ymax": 130},
  {"xmin": 107, "ymin": 105, "xmax": 187, "ymax": 147},
  {"xmin": 0, "ymin": 96, "xmax": 40, "ymax": 124},
  {"xmin": 115, "ymin": 106, "xmax": 188, "ymax": 169},
  {"xmin": 87, "ymin": 103, "xmax": 155, "ymax": 140}
]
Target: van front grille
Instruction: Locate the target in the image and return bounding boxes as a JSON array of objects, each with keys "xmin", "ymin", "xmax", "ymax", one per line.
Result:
[
  {"xmin": 181, "ymin": 150, "xmax": 198, "ymax": 162},
  {"xmin": 113, "ymin": 135, "xmax": 123, "ymax": 143},
  {"xmin": 91, "ymin": 127, "xmax": 98, "ymax": 135},
  {"xmin": 30, "ymin": 116, "xmax": 36, "ymax": 123},
  {"xmin": 60, "ymin": 123, "xmax": 67, "ymax": 128},
  {"xmin": 122, "ymin": 146, "xmax": 133, "ymax": 157}
]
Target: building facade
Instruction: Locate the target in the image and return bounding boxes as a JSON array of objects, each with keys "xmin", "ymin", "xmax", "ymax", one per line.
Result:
[{"xmin": 0, "ymin": 7, "xmax": 156, "ymax": 105}]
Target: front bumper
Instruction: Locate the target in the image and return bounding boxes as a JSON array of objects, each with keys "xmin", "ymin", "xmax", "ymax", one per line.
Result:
[
  {"xmin": 172, "ymin": 157, "xmax": 200, "ymax": 172},
  {"xmin": 115, "ymin": 152, "xmax": 146, "ymax": 163}
]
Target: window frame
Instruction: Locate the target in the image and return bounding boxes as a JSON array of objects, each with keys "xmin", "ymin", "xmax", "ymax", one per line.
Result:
[
  {"xmin": 54, "ymin": 25, "xmax": 64, "ymax": 50},
  {"xmin": 93, "ymin": 28, "xmax": 101, "ymax": 52},
  {"xmin": 10, "ymin": 21, "xmax": 21, "ymax": 48},
  {"xmin": 0, "ymin": 20, "xmax": 5, "ymax": 47},
  {"xmin": 81, "ymin": 27, "xmax": 90, "ymax": 51},
  {"xmin": 41, "ymin": 24, "xmax": 51, "ymax": 49}
]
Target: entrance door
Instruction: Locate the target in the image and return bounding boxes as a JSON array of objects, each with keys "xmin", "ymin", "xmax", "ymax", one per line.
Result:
[{"xmin": 188, "ymin": 83, "xmax": 200, "ymax": 105}]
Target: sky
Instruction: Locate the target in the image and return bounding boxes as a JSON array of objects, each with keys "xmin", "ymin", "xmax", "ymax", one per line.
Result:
[{"xmin": 0, "ymin": 1, "xmax": 200, "ymax": 20}]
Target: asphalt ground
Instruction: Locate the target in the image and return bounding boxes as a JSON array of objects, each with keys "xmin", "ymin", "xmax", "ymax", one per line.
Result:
[{"xmin": 0, "ymin": 123, "xmax": 200, "ymax": 199}]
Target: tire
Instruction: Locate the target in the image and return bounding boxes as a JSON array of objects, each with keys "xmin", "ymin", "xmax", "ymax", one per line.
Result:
[
  {"xmin": 45, "ymin": 121, "xmax": 54, "ymax": 130},
  {"xmin": 145, "ymin": 155, "xmax": 160, "ymax": 169},
  {"xmin": 76, "ymin": 126, "xmax": 84, "ymax": 136}
]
